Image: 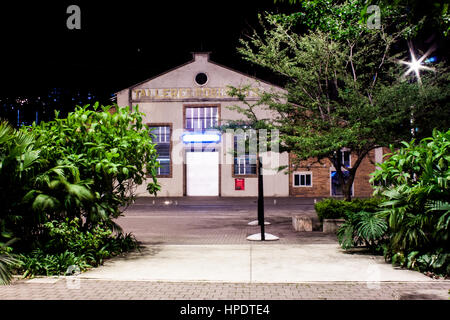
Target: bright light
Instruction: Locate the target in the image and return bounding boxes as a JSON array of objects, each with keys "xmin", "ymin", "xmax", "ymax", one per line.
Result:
[
  {"xmin": 399, "ymin": 42, "xmax": 436, "ymax": 85},
  {"xmin": 182, "ymin": 132, "xmax": 221, "ymax": 143}
]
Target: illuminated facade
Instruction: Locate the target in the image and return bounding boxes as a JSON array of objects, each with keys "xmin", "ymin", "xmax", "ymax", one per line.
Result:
[{"xmin": 116, "ymin": 53, "xmax": 379, "ymax": 197}]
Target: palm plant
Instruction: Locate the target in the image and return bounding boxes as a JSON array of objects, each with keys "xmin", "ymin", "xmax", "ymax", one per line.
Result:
[
  {"xmin": 0, "ymin": 121, "xmax": 95, "ymax": 282},
  {"xmin": 371, "ymin": 129, "xmax": 450, "ymax": 272},
  {"xmin": 337, "ymin": 210, "xmax": 388, "ymax": 252},
  {"xmin": 0, "ymin": 236, "xmax": 19, "ymax": 285}
]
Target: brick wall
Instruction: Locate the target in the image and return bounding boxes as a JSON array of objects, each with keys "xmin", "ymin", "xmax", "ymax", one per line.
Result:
[{"xmin": 289, "ymin": 150, "xmax": 377, "ymax": 198}]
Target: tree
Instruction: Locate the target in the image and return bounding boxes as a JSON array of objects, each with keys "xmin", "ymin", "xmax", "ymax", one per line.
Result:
[
  {"xmin": 29, "ymin": 103, "xmax": 160, "ymax": 230},
  {"xmin": 275, "ymin": 0, "xmax": 450, "ymax": 37},
  {"xmin": 229, "ymin": 1, "xmax": 449, "ymax": 201}
]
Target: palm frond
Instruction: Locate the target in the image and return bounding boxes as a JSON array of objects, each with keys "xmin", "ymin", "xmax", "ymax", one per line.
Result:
[{"xmin": 0, "ymin": 254, "xmax": 19, "ymax": 285}]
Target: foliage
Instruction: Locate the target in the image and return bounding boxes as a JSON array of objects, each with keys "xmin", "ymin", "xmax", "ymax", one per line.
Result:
[
  {"xmin": 0, "ymin": 231, "xmax": 19, "ymax": 285},
  {"xmin": 314, "ymin": 197, "xmax": 384, "ymax": 221},
  {"xmin": 0, "ymin": 120, "xmax": 92, "ymax": 248},
  {"xmin": 337, "ymin": 210, "xmax": 388, "ymax": 253},
  {"xmin": 371, "ymin": 129, "xmax": 450, "ymax": 275},
  {"xmin": 275, "ymin": 0, "xmax": 450, "ymax": 38},
  {"xmin": 15, "ymin": 218, "xmax": 139, "ymax": 277},
  {"xmin": 230, "ymin": 1, "xmax": 450, "ymax": 200},
  {"xmin": 17, "ymin": 249, "xmax": 91, "ymax": 278},
  {"xmin": 27, "ymin": 103, "xmax": 160, "ymax": 232},
  {"xmin": 1, "ymin": 103, "xmax": 158, "ymax": 280},
  {"xmin": 403, "ymin": 249, "xmax": 450, "ymax": 276}
]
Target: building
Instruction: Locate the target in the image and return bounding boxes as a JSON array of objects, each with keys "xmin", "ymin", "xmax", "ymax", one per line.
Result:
[{"xmin": 116, "ymin": 52, "xmax": 382, "ymax": 198}]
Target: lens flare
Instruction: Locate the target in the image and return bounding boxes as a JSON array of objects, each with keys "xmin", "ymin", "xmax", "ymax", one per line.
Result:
[{"xmin": 399, "ymin": 42, "xmax": 436, "ymax": 85}]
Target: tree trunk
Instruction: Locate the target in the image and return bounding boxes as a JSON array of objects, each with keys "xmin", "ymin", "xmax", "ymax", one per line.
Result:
[{"xmin": 342, "ymin": 171, "xmax": 356, "ymax": 202}]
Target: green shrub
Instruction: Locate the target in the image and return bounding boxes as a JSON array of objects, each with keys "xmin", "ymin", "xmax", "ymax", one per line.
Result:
[
  {"xmin": 17, "ymin": 248, "xmax": 91, "ymax": 278},
  {"xmin": 0, "ymin": 121, "xmax": 91, "ymax": 250},
  {"xmin": 15, "ymin": 218, "xmax": 139, "ymax": 277},
  {"xmin": 0, "ymin": 232, "xmax": 19, "ymax": 285},
  {"xmin": 337, "ymin": 210, "xmax": 388, "ymax": 253},
  {"xmin": 1, "ymin": 104, "xmax": 153, "ymax": 279},
  {"xmin": 315, "ymin": 197, "xmax": 384, "ymax": 221},
  {"xmin": 371, "ymin": 129, "xmax": 450, "ymax": 276},
  {"xmin": 27, "ymin": 103, "xmax": 160, "ymax": 232}
]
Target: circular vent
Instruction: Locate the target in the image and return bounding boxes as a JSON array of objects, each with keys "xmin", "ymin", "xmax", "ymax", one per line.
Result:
[{"xmin": 195, "ymin": 72, "xmax": 208, "ymax": 85}]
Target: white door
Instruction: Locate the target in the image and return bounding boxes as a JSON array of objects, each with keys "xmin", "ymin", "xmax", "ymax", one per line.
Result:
[{"xmin": 186, "ymin": 152, "xmax": 219, "ymax": 196}]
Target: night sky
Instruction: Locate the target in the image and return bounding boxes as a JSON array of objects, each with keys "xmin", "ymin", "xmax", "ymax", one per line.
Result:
[
  {"xmin": 0, "ymin": 1, "xmax": 447, "ymax": 125},
  {"xmin": 0, "ymin": 1, "xmax": 291, "ymax": 98}
]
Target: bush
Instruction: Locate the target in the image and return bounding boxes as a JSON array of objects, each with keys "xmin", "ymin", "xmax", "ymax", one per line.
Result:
[
  {"xmin": 27, "ymin": 103, "xmax": 160, "ymax": 232},
  {"xmin": 0, "ymin": 232, "xmax": 19, "ymax": 285},
  {"xmin": 314, "ymin": 197, "xmax": 384, "ymax": 222},
  {"xmin": 15, "ymin": 218, "xmax": 139, "ymax": 277},
  {"xmin": 17, "ymin": 249, "xmax": 91, "ymax": 278},
  {"xmin": 337, "ymin": 210, "xmax": 388, "ymax": 253},
  {"xmin": 0, "ymin": 121, "xmax": 92, "ymax": 250},
  {"xmin": 1, "ymin": 104, "xmax": 159, "ymax": 280},
  {"xmin": 371, "ymin": 129, "xmax": 450, "ymax": 276}
]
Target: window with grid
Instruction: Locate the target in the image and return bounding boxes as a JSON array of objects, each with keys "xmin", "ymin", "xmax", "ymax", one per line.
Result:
[
  {"xmin": 233, "ymin": 135, "xmax": 257, "ymax": 175},
  {"xmin": 149, "ymin": 125, "xmax": 171, "ymax": 176},
  {"xmin": 185, "ymin": 106, "xmax": 218, "ymax": 130},
  {"xmin": 293, "ymin": 172, "xmax": 312, "ymax": 187}
]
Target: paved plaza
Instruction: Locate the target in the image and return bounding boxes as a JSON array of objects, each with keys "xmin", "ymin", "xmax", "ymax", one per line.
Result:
[
  {"xmin": 1, "ymin": 197, "xmax": 449, "ymax": 300},
  {"xmin": 1, "ymin": 278, "xmax": 449, "ymax": 300}
]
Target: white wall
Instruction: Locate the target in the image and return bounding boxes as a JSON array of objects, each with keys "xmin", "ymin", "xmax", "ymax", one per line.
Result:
[{"xmin": 116, "ymin": 53, "xmax": 288, "ymax": 197}]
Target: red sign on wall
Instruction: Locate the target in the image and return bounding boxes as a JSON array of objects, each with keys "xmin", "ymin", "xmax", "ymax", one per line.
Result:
[{"xmin": 235, "ymin": 178, "xmax": 245, "ymax": 190}]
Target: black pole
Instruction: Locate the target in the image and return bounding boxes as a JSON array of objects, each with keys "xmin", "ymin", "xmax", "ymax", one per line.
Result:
[{"xmin": 258, "ymin": 156, "xmax": 265, "ymax": 240}]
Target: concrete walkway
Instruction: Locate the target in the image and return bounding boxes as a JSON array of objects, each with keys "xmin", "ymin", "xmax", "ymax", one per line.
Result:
[
  {"xmin": 79, "ymin": 244, "xmax": 430, "ymax": 282},
  {"xmin": 80, "ymin": 197, "xmax": 432, "ymax": 283}
]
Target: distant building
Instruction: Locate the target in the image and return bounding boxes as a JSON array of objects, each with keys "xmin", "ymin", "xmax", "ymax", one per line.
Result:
[{"xmin": 116, "ymin": 52, "xmax": 382, "ymax": 197}]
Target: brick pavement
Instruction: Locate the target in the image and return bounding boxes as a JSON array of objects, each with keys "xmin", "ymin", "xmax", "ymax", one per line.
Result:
[{"xmin": 0, "ymin": 278, "xmax": 449, "ymax": 300}]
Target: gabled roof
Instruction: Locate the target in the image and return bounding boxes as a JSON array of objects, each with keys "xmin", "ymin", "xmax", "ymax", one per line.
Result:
[{"xmin": 115, "ymin": 52, "xmax": 285, "ymax": 94}]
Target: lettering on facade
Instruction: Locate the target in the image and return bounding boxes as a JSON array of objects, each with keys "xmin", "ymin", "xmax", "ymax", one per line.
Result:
[{"xmin": 132, "ymin": 87, "xmax": 261, "ymax": 100}]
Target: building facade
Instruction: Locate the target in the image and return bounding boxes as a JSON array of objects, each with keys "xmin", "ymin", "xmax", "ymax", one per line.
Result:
[{"xmin": 116, "ymin": 52, "xmax": 382, "ymax": 198}]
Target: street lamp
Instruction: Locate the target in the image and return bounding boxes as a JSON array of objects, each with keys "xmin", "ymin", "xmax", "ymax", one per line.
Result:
[{"xmin": 399, "ymin": 42, "xmax": 436, "ymax": 85}]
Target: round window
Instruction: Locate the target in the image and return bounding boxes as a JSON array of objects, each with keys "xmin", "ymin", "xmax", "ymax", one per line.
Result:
[{"xmin": 195, "ymin": 72, "xmax": 208, "ymax": 85}]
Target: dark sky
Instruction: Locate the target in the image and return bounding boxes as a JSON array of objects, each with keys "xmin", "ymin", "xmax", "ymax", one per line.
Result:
[{"xmin": 0, "ymin": 0, "xmax": 291, "ymax": 97}]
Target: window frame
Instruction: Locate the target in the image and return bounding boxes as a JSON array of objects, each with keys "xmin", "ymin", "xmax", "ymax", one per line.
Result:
[
  {"xmin": 292, "ymin": 171, "xmax": 313, "ymax": 188},
  {"xmin": 147, "ymin": 123, "xmax": 173, "ymax": 178},
  {"xmin": 183, "ymin": 104, "xmax": 221, "ymax": 131},
  {"xmin": 342, "ymin": 150, "xmax": 351, "ymax": 168},
  {"xmin": 231, "ymin": 132, "xmax": 258, "ymax": 178}
]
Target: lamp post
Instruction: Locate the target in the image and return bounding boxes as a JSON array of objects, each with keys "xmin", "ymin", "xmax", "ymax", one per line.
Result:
[
  {"xmin": 246, "ymin": 155, "xmax": 279, "ymax": 241},
  {"xmin": 399, "ymin": 42, "xmax": 436, "ymax": 138}
]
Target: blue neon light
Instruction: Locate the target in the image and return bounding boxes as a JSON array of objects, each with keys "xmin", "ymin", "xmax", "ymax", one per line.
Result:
[
  {"xmin": 425, "ymin": 56, "xmax": 437, "ymax": 63},
  {"xmin": 182, "ymin": 132, "xmax": 221, "ymax": 143}
]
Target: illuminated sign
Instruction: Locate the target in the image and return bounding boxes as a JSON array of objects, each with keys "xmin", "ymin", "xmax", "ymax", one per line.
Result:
[{"xmin": 182, "ymin": 132, "xmax": 221, "ymax": 143}]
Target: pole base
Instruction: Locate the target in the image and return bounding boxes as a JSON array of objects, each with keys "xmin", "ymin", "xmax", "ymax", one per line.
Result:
[
  {"xmin": 246, "ymin": 233, "xmax": 279, "ymax": 241},
  {"xmin": 247, "ymin": 220, "xmax": 271, "ymax": 226}
]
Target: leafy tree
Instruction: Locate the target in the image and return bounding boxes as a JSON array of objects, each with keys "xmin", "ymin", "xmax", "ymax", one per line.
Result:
[
  {"xmin": 28, "ymin": 103, "xmax": 160, "ymax": 231},
  {"xmin": 228, "ymin": 1, "xmax": 449, "ymax": 200},
  {"xmin": 275, "ymin": 0, "xmax": 450, "ymax": 37}
]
